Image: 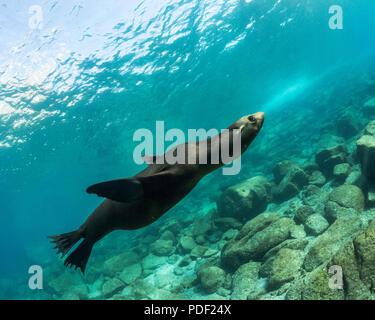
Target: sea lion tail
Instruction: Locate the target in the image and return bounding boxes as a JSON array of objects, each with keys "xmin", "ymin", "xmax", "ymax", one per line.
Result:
[
  {"xmin": 63, "ymin": 239, "xmax": 93, "ymax": 274},
  {"xmin": 48, "ymin": 230, "xmax": 92, "ymax": 274}
]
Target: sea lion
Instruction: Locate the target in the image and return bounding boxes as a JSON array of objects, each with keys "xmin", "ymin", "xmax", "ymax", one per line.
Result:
[{"xmin": 49, "ymin": 112, "xmax": 265, "ymax": 273}]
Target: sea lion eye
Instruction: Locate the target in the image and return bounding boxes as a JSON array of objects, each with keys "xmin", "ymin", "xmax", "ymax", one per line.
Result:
[{"xmin": 248, "ymin": 115, "xmax": 255, "ymax": 122}]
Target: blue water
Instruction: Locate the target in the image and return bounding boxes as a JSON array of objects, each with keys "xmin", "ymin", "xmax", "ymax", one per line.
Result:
[{"xmin": 1, "ymin": 0, "xmax": 375, "ymax": 299}]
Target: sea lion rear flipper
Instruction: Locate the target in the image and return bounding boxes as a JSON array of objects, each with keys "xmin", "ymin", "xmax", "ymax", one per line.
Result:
[{"xmin": 86, "ymin": 178, "xmax": 144, "ymax": 202}]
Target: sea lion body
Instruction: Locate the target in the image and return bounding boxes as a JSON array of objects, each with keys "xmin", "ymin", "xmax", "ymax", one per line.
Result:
[{"xmin": 50, "ymin": 112, "xmax": 265, "ymax": 273}]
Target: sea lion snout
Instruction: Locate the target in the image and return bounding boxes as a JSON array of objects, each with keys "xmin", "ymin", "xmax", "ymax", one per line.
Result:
[
  {"xmin": 253, "ymin": 111, "xmax": 265, "ymax": 130},
  {"xmin": 246, "ymin": 111, "xmax": 264, "ymax": 131}
]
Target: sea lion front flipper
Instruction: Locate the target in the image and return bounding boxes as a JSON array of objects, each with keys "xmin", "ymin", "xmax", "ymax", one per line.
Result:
[
  {"xmin": 87, "ymin": 171, "xmax": 183, "ymax": 202},
  {"xmin": 86, "ymin": 178, "xmax": 144, "ymax": 202}
]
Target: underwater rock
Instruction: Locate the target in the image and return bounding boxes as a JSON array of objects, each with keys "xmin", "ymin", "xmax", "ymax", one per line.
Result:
[
  {"xmin": 303, "ymin": 215, "xmax": 363, "ymax": 272},
  {"xmin": 142, "ymin": 234, "xmax": 158, "ymax": 245},
  {"xmin": 61, "ymin": 292, "xmax": 80, "ymax": 300},
  {"xmin": 308, "ymin": 170, "xmax": 326, "ymax": 187},
  {"xmin": 315, "ymin": 134, "xmax": 348, "ymax": 176},
  {"xmin": 363, "ymin": 97, "xmax": 375, "ymax": 117},
  {"xmin": 235, "ymin": 212, "xmax": 280, "ymax": 240},
  {"xmin": 221, "ymin": 229, "xmax": 238, "ymax": 241},
  {"xmin": 103, "ymin": 251, "xmax": 139, "ymax": 276},
  {"xmin": 217, "ymin": 176, "xmax": 272, "ymax": 221},
  {"xmin": 304, "ymin": 214, "xmax": 329, "ymax": 236},
  {"xmin": 364, "ymin": 120, "xmax": 375, "ymax": 135},
  {"xmin": 345, "ymin": 219, "xmax": 375, "ymax": 298},
  {"xmin": 213, "ymin": 217, "xmax": 243, "ymax": 231},
  {"xmin": 272, "ymin": 164, "xmax": 309, "ymax": 203},
  {"xmin": 207, "ymin": 231, "xmax": 222, "ymax": 243},
  {"xmin": 141, "ymin": 254, "xmax": 168, "ymax": 275},
  {"xmin": 198, "ymin": 266, "xmax": 226, "ymax": 294},
  {"xmin": 336, "ymin": 110, "xmax": 362, "ymax": 138},
  {"xmin": 190, "ymin": 246, "xmax": 208, "ymax": 260},
  {"xmin": 102, "ymin": 278, "xmax": 125, "ymax": 299},
  {"xmin": 356, "ymin": 121, "xmax": 375, "ymax": 180},
  {"xmin": 303, "ymin": 162, "xmax": 320, "ymax": 174},
  {"xmin": 129, "ymin": 279, "xmax": 157, "ymax": 299},
  {"xmin": 260, "ymin": 248, "xmax": 304, "ymax": 290},
  {"xmin": 263, "ymin": 238, "xmax": 308, "ymax": 261},
  {"xmin": 345, "ymin": 169, "xmax": 366, "ymax": 188},
  {"xmin": 273, "ymin": 160, "xmax": 297, "ymax": 184},
  {"xmin": 159, "ymin": 230, "xmax": 177, "ymax": 244},
  {"xmin": 286, "ymin": 264, "xmax": 345, "ymax": 300},
  {"xmin": 150, "ymin": 239, "xmax": 175, "ymax": 256},
  {"xmin": 333, "ymin": 163, "xmax": 351, "ymax": 182},
  {"xmin": 301, "ymin": 185, "xmax": 329, "ymax": 217},
  {"xmin": 192, "ymin": 213, "xmax": 214, "ymax": 237},
  {"xmin": 179, "ymin": 236, "xmax": 196, "ymax": 253},
  {"xmin": 119, "ymin": 263, "xmax": 142, "ymax": 285},
  {"xmin": 178, "ymin": 256, "xmax": 192, "ymax": 267},
  {"xmin": 204, "ymin": 248, "xmax": 219, "ymax": 258},
  {"xmin": 84, "ymin": 266, "xmax": 101, "ymax": 284},
  {"xmin": 294, "ymin": 205, "xmax": 314, "ymax": 225},
  {"xmin": 159, "ymin": 219, "xmax": 182, "ymax": 235},
  {"xmin": 221, "ymin": 217, "xmax": 295, "ymax": 271},
  {"xmin": 231, "ymin": 261, "xmax": 261, "ymax": 300},
  {"xmin": 48, "ymin": 272, "xmax": 88, "ymax": 299},
  {"xmin": 330, "ymin": 240, "xmax": 369, "ymax": 299},
  {"xmin": 324, "ymin": 185, "xmax": 365, "ymax": 222},
  {"xmin": 290, "ymin": 224, "xmax": 307, "ymax": 239},
  {"xmin": 290, "ymin": 219, "xmax": 375, "ymax": 300}
]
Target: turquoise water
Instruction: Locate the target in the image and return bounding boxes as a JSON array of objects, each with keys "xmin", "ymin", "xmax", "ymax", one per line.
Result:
[{"xmin": 1, "ymin": 0, "xmax": 375, "ymax": 299}]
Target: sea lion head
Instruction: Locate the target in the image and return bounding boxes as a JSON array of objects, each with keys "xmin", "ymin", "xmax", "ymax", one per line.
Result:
[{"xmin": 229, "ymin": 111, "xmax": 265, "ymax": 148}]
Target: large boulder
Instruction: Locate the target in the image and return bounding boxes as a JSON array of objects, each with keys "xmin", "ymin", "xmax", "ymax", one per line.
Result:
[
  {"xmin": 273, "ymin": 160, "xmax": 297, "ymax": 184},
  {"xmin": 308, "ymin": 170, "xmax": 326, "ymax": 187},
  {"xmin": 304, "ymin": 214, "xmax": 329, "ymax": 236},
  {"xmin": 315, "ymin": 134, "xmax": 349, "ymax": 176},
  {"xmin": 221, "ymin": 215, "xmax": 295, "ymax": 271},
  {"xmin": 301, "ymin": 185, "xmax": 329, "ymax": 216},
  {"xmin": 260, "ymin": 248, "xmax": 304, "ymax": 290},
  {"xmin": 286, "ymin": 264, "xmax": 345, "ymax": 300},
  {"xmin": 150, "ymin": 239, "xmax": 175, "ymax": 256},
  {"xmin": 303, "ymin": 215, "xmax": 364, "ymax": 272},
  {"xmin": 179, "ymin": 236, "xmax": 196, "ymax": 253},
  {"xmin": 231, "ymin": 262, "xmax": 261, "ymax": 300},
  {"xmin": 294, "ymin": 205, "xmax": 314, "ymax": 225},
  {"xmin": 333, "ymin": 163, "xmax": 351, "ymax": 182},
  {"xmin": 197, "ymin": 266, "xmax": 226, "ymax": 294},
  {"xmin": 271, "ymin": 162, "xmax": 309, "ymax": 203},
  {"xmin": 217, "ymin": 176, "xmax": 272, "ymax": 221},
  {"xmin": 356, "ymin": 121, "xmax": 375, "ymax": 180},
  {"xmin": 235, "ymin": 212, "xmax": 280, "ymax": 240},
  {"xmin": 324, "ymin": 185, "xmax": 365, "ymax": 222},
  {"xmin": 288, "ymin": 218, "xmax": 375, "ymax": 300}
]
